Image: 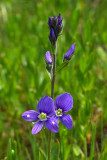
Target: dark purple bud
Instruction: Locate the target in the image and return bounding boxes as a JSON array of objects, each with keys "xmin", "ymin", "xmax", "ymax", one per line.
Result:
[
  {"xmin": 63, "ymin": 43, "xmax": 75, "ymax": 61},
  {"xmin": 55, "ymin": 14, "xmax": 62, "ymax": 36},
  {"xmin": 45, "ymin": 51, "xmax": 52, "ymax": 64},
  {"xmin": 57, "ymin": 13, "xmax": 62, "ymax": 23},
  {"xmin": 48, "ymin": 17, "xmax": 52, "ymax": 28},
  {"xmin": 56, "ymin": 19, "xmax": 62, "ymax": 35},
  {"xmin": 49, "ymin": 28, "xmax": 56, "ymax": 45},
  {"xmin": 51, "ymin": 16, "xmax": 58, "ymax": 28}
]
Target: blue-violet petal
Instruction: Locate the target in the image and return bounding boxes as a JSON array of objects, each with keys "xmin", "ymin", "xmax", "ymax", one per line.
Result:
[
  {"xmin": 22, "ymin": 110, "xmax": 39, "ymax": 121},
  {"xmin": 32, "ymin": 120, "xmax": 43, "ymax": 134},
  {"xmin": 60, "ymin": 114, "xmax": 73, "ymax": 129},
  {"xmin": 45, "ymin": 117, "xmax": 59, "ymax": 133},
  {"xmin": 55, "ymin": 93, "xmax": 73, "ymax": 112},
  {"xmin": 37, "ymin": 96, "xmax": 55, "ymax": 116}
]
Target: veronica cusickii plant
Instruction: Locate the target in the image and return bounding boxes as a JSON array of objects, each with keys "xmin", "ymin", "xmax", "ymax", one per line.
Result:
[{"xmin": 22, "ymin": 13, "xmax": 75, "ymax": 160}]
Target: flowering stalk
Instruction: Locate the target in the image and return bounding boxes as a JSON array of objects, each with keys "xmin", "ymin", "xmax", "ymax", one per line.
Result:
[{"xmin": 22, "ymin": 13, "xmax": 75, "ymax": 160}]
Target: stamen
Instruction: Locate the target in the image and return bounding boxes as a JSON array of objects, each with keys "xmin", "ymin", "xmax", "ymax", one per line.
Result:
[
  {"xmin": 38, "ymin": 112, "xmax": 47, "ymax": 121},
  {"xmin": 55, "ymin": 109, "xmax": 62, "ymax": 117}
]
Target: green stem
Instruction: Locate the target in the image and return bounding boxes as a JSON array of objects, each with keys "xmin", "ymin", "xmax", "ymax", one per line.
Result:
[
  {"xmin": 48, "ymin": 48, "xmax": 56, "ymax": 160},
  {"xmin": 48, "ymin": 131, "xmax": 52, "ymax": 160},
  {"xmin": 51, "ymin": 53, "xmax": 56, "ymax": 99},
  {"xmin": 55, "ymin": 61, "xmax": 69, "ymax": 74}
]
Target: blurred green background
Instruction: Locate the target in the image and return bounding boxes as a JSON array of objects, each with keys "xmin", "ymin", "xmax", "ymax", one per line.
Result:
[{"xmin": 0, "ymin": 0, "xmax": 107, "ymax": 159}]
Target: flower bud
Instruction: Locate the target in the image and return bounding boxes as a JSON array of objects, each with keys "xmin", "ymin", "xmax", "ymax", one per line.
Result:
[
  {"xmin": 51, "ymin": 16, "xmax": 57, "ymax": 28},
  {"xmin": 48, "ymin": 17, "xmax": 52, "ymax": 28},
  {"xmin": 49, "ymin": 28, "xmax": 56, "ymax": 45},
  {"xmin": 45, "ymin": 51, "xmax": 52, "ymax": 73},
  {"xmin": 45, "ymin": 51, "xmax": 52, "ymax": 64},
  {"xmin": 57, "ymin": 13, "xmax": 62, "ymax": 23},
  {"xmin": 48, "ymin": 14, "xmax": 63, "ymax": 45},
  {"xmin": 63, "ymin": 43, "xmax": 75, "ymax": 61},
  {"xmin": 56, "ymin": 14, "xmax": 62, "ymax": 36},
  {"xmin": 56, "ymin": 20, "xmax": 62, "ymax": 35}
]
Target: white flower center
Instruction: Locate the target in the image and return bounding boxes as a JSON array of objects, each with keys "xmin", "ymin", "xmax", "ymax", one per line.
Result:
[
  {"xmin": 52, "ymin": 121, "xmax": 55, "ymax": 125},
  {"xmin": 27, "ymin": 114, "xmax": 30, "ymax": 118}
]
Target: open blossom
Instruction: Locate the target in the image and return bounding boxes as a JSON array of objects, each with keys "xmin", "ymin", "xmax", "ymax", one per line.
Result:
[
  {"xmin": 22, "ymin": 96, "xmax": 59, "ymax": 134},
  {"xmin": 63, "ymin": 43, "xmax": 75, "ymax": 61},
  {"xmin": 22, "ymin": 93, "xmax": 73, "ymax": 134},
  {"xmin": 54, "ymin": 93, "xmax": 73, "ymax": 129}
]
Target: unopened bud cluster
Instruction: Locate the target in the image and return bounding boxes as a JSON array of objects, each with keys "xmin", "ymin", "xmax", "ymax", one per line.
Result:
[
  {"xmin": 45, "ymin": 14, "xmax": 75, "ymax": 72},
  {"xmin": 48, "ymin": 14, "xmax": 62, "ymax": 46}
]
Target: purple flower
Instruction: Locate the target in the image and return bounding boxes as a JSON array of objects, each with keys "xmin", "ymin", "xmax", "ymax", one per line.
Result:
[
  {"xmin": 54, "ymin": 93, "xmax": 73, "ymax": 129},
  {"xmin": 45, "ymin": 51, "xmax": 52, "ymax": 64},
  {"xmin": 49, "ymin": 28, "xmax": 56, "ymax": 45},
  {"xmin": 22, "ymin": 96, "xmax": 59, "ymax": 134},
  {"xmin": 63, "ymin": 43, "xmax": 75, "ymax": 61}
]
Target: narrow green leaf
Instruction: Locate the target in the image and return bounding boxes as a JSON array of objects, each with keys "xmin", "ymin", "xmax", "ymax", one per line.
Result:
[
  {"xmin": 89, "ymin": 124, "xmax": 96, "ymax": 160},
  {"xmin": 13, "ymin": 140, "xmax": 17, "ymax": 160},
  {"xmin": 51, "ymin": 141, "xmax": 60, "ymax": 160},
  {"xmin": 55, "ymin": 61, "xmax": 69, "ymax": 74},
  {"xmin": 73, "ymin": 145, "xmax": 84, "ymax": 157},
  {"xmin": 39, "ymin": 148, "xmax": 46, "ymax": 160},
  {"xmin": 7, "ymin": 139, "xmax": 12, "ymax": 160},
  {"xmin": 25, "ymin": 147, "xmax": 32, "ymax": 160},
  {"xmin": 84, "ymin": 138, "xmax": 87, "ymax": 159}
]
